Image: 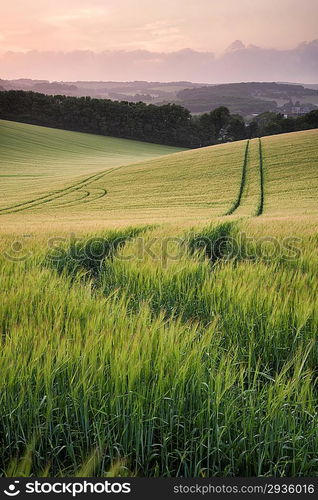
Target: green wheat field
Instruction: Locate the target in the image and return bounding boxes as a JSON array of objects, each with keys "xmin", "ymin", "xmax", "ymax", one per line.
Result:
[{"xmin": 0, "ymin": 119, "xmax": 318, "ymax": 477}]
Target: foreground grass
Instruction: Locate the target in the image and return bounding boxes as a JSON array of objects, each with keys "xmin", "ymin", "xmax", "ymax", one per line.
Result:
[{"xmin": 0, "ymin": 221, "xmax": 317, "ymax": 477}]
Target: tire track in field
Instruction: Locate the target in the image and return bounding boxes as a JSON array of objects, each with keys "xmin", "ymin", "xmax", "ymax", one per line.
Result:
[
  {"xmin": 76, "ymin": 188, "xmax": 107, "ymax": 205},
  {"xmin": 50, "ymin": 190, "xmax": 91, "ymax": 207},
  {"xmin": 224, "ymin": 138, "xmax": 265, "ymax": 218},
  {"xmin": 51, "ymin": 188, "xmax": 107, "ymax": 208},
  {"xmin": 0, "ymin": 167, "xmax": 119, "ymax": 215},
  {"xmin": 256, "ymin": 138, "xmax": 265, "ymax": 216},
  {"xmin": 224, "ymin": 140, "xmax": 250, "ymax": 215},
  {"xmin": 0, "ymin": 169, "xmax": 107, "ymax": 214}
]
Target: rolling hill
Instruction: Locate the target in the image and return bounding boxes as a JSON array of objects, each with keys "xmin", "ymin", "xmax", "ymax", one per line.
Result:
[
  {"xmin": 0, "ymin": 120, "xmax": 317, "ymax": 231},
  {"xmin": 0, "ymin": 120, "xmax": 185, "ymax": 212}
]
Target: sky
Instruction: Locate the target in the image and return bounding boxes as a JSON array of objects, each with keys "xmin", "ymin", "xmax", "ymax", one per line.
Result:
[{"xmin": 1, "ymin": 0, "xmax": 318, "ymax": 54}]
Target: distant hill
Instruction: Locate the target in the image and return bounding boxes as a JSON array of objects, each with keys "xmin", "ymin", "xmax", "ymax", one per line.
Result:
[
  {"xmin": 1, "ymin": 78, "xmax": 317, "ymax": 117},
  {"xmin": 176, "ymin": 82, "xmax": 318, "ymax": 115},
  {"xmin": 0, "ymin": 78, "xmax": 207, "ymax": 102}
]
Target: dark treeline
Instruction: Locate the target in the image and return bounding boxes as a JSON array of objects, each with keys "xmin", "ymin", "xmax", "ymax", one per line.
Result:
[
  {"xmin": 0, "ymin": 90, "xmax": 318, "ymax": 148},
  {"xmin": 0, "ymin": 90, "xmax": 243, "ymax": 147},
  {"xmin": 248, "ymin": 111, "xmax": 318, "ymax": 138}
]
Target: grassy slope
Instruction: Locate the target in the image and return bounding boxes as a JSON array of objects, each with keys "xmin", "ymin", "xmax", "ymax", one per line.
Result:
[
  {"xmin": 0, "ymin": 124, "xmax": 318, "ymax": 477},
  {"xmin": 0, "ymin": 119, "xmax": 185, "ymax": 208},
  {"xmin": 263, "ymin": 129, "xmax": 318, "ymax": 216},
  {"xmin": 1, "ymin": 124, "xmax": 317, "ymax": 232},
  {"xmin": 0, "ymin": 123, "xmax": 246, "ymax": 230}
]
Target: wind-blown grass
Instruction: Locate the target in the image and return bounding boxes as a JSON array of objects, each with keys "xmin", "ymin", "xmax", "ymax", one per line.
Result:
[{"xmin": 1, "ymin": 221, "xmax": 317, "ymax": 477}]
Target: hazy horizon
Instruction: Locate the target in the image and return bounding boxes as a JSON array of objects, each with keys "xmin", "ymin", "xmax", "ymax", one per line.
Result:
[
  {"xmin": 1, "ymin": 40, "xmax": 318, "ymax": 83},
  {"xmin": 1, "ymin": 0, "xmax": 317, "ymax": 82}
]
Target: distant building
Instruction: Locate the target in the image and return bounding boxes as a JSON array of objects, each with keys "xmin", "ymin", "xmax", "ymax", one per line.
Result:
[{"xmin": 279, "ymin": 100, "xmax": 317, "ymax": 117}]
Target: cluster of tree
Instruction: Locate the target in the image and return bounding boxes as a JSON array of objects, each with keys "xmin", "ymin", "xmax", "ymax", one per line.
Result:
[
  {"xmin": 247, "ymin": 111, "xmax": 318, "ymax": 138},
  {"xmin": 0, "ymin": 90, "xmax": 317, "ymax": 148},
  {"xmin": 0, "ymin": 90, "xmax": 246, "ymax": 147},
  {"xmin": 194, "ymin": 108, "xmax": 246, "ymax": 145}
]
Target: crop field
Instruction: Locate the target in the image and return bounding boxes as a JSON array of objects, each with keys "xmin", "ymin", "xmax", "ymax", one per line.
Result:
[
  {"xmin": 0, "ymin": 121, "xmax": 318, "ymax": 477},
  {"xmin": 0, "ymin": 120, "xmax": 185, "ymax": 210}
]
